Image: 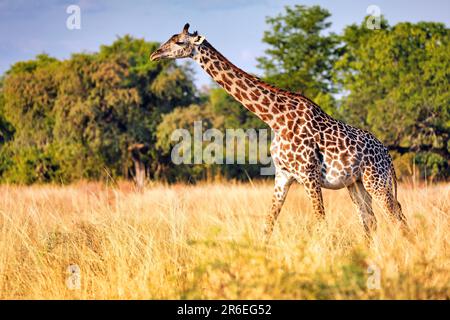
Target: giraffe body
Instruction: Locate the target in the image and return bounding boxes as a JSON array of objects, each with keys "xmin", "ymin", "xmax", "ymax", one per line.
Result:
[{"xmin": 150, "ymin": 24, "xmax": 409, "ymax": 240}]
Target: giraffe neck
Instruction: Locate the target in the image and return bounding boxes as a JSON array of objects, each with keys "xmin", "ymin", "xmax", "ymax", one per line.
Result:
[{"xmin": 193, "ymin": 40, "xmax": 300, "ymax": 130}]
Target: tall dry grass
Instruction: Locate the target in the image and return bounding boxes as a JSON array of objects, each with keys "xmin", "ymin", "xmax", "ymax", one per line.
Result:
[{"xmin": 0, "ymin": 181, "xmax": 448, "ymax": 299}]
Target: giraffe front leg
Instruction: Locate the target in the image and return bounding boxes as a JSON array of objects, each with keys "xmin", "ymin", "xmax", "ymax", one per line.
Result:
[
  {"xmin": 302, "ymin": 178, "xmax": 326, "ymax": 219},
  {"xmin": 264, "ymin": 170, "xmax": 294, "ymax": 242}
]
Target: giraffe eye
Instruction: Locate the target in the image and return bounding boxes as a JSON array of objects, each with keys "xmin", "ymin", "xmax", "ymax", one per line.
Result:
[{"xmin": 175, "ymin": 41, "xmax": 184, "ymax": 45}]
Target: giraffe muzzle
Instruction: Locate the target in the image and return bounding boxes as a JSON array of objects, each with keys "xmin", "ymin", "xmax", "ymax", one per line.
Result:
[{"xmin": 150, "ymin": 49, "xmax": 164, "ymax": 61}]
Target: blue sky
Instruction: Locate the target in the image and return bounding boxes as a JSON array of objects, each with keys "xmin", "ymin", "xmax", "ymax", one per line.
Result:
[{"xmin": 0, "ymin": 0, "xmax": 449, "ymax": 87}]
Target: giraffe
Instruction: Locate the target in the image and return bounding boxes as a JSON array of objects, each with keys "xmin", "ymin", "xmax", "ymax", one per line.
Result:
[{"xmin": 150, "ymin": 23, "xmax": 409, "ymax": 240}]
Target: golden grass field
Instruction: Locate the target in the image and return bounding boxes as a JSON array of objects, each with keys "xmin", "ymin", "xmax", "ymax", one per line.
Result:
[{"xmin": 0, "ymin": 181, "xmax": 448, "ymax": 299}]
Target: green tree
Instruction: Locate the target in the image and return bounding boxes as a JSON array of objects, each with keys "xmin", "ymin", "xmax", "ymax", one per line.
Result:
[
  {"xmin": 335, "ymin": 20, "xmax": 449, "ymax": 178},
  {"xmin": 156, "ymin": 103, "xmax": 219, "ymax": 181},
  {"xmin": 0, "ymin": 83, "xmax": 15, "ymax": 179},
  {"xmin": 2, "ymin": 54, "xmax": 60, "ymax": 149},
  {"xmin": 257, "ymin": 4, "xmax": 340, "ymax": 114},
  {"xmin": 156, "ymin": 91, "xmax": 271, "ymax": 183},
  {"xmin": 0, "ymin": 85, "xmax": 14, "ymax": 145},
  {"xmin": 1, "ymin": 36, "xmax": 197, "ymax": 184}
]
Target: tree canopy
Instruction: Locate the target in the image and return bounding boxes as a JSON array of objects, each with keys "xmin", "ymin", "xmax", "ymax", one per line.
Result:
[
  {"xmin": 0, "ymin": 36, "xmax": 196, "ymax": 183},
  {"xmin": 336, "ymin": 21, "xmax": 449, "ymax": 159},
  {"xmin": 256, "ymin": 6, "xmax": 448, "ymax": 179},
  {"xmin": 257, "ymin": 5, "xmax": 340, "ymax": 114}
]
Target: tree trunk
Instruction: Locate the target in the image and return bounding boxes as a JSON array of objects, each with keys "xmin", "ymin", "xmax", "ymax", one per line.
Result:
[
  {"xmin": 128, "ymin": 143, "xmax": 147, "ymax": 191},
  {"xmin": 133, "ymin": 158, "xmax": 145, "ymax": 191}
]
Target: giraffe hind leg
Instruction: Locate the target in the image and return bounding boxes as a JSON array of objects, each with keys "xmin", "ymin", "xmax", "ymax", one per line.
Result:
[
  {"xmin": 362, "ymin": 170, "xmax": 409, "ymax": 233},
  {"xmin": 347, "ymin": 181, "xmax": 377, "ymax": 238},
  {"xmin": 377, "ymin": 192, "xmax": 408, "ymax": 231}
]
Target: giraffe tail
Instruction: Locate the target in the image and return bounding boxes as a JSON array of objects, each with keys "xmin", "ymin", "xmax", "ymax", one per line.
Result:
[
  {"xmin": 390, "ymin": 161, "xmax": 398, "ymax": 200},
  {"xmin": 390, "ymin": 159, "xmax": 412, "ymax": 236}
]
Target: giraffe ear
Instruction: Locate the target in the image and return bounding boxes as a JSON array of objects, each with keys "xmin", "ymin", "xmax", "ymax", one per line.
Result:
[
  {"xmin": 193, "ymin": 35, "xmax": 205, "ymax": 45},
  {"xmin": 182, "ymin": 23, "xmax": 190, "ymax": 34}
]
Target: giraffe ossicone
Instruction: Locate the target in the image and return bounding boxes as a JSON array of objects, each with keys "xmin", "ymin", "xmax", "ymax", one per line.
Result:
[{"xmin": 151, "ymin": 23, "xmax": 409, "ymax": 241}]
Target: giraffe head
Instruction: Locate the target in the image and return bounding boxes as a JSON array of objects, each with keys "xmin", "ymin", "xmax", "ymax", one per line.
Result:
[{"xmin": 150, "ymin": 23, "xmax": 205, "ymax": 61}]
